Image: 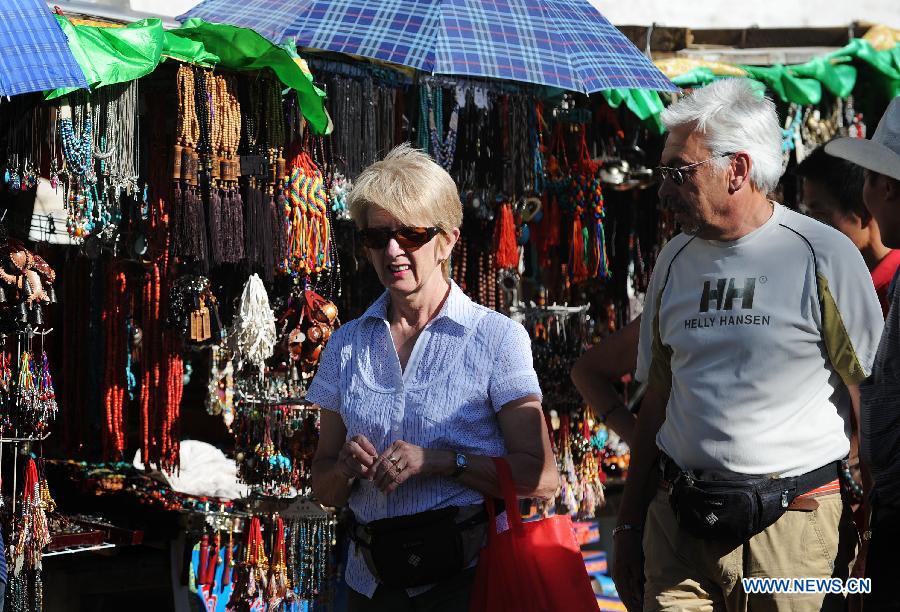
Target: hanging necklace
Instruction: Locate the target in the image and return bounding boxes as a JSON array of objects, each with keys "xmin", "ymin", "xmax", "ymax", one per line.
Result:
[
  {"xmin": 194, "ymin": 66, "xmax": 213, "ymax": 177},
  {"xmin": 59, "ymin": 95, "xmax": 98, "ymax": 238},
  {"xmin": 420, "ymin": 85, "xmax": 459, "ymax": 170},
  {"xmin": 59, "ymin": 97, "xmax": 95, "ymax": 185},
  {"xmin": 175, "ymin": 63, "xmax": 200, "ymax": 184},
  {"xmin": 49, "ymin": 104, "xmax": 64, "ymax": 190},
  {"xmin": 91, "ymin": 80, "xmax": 139, "ymax": 225}
]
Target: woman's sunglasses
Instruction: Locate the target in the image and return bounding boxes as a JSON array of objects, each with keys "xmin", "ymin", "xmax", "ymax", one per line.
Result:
[{"xmin": 360, "ymin": 226, "xmax": 441, "ymax": 251}]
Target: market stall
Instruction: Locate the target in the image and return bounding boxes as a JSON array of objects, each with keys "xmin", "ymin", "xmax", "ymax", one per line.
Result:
[{"xmin": 0, "ymin": 7, "xmax": 345, "ymax": 609}]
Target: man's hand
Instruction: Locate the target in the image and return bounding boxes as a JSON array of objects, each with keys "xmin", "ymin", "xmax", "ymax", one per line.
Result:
[
  {"xmin": 612, "ymin": 384, "xmax": 668, "ymax": 612},
  {"xmin": 612, "ymin": 529, "xmax": 645, "ymax": 612}
]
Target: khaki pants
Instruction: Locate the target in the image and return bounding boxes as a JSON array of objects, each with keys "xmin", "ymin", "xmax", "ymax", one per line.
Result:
[{"xmin": 643, "ymin": 489, "xmax": 857, "ymax": 612}]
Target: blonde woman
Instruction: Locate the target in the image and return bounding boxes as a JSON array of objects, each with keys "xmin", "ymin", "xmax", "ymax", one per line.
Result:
[{"xmin": 309, "ymin": 144, "xmax": 558, "ymax": 611}]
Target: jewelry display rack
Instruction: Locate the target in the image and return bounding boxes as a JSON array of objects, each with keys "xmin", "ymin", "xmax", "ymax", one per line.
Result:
[{"xmin": 1, "ymin": 325, "xmax": 55, "ymax": 513}]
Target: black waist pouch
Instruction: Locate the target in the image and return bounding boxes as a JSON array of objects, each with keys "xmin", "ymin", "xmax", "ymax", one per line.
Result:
[
  {"xmin": 669, "ymin": 472, "xmax": 798, "ymax": 543},
  {"xmin": 352, "ymin": 506, "xmax": 486, "ymax": 588}
]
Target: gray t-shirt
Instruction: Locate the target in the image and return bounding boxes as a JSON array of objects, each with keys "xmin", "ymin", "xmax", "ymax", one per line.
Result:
[
  {"xmin": 637, "ymin": 203, "xmax": 883, "ymax": 477},
  {"xmin": 861, "ymin": 269, "xmax": 900, "ymax": 507}
]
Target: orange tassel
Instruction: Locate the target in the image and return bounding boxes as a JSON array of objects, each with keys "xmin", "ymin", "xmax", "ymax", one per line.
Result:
[
  {"xmin": 548, "ymin": 195, "xmax": 560, "ymax": 249},
  {"xmin": 493, "ymin": 202, "xmax": 519, "ymax": 269},
  {"xmin": 570, "ymin": 209, "xmax": 589, "ymax": 284},
  {"xmin": 535, "ymin": 195, "xmax": 561, "ymax": 270}
]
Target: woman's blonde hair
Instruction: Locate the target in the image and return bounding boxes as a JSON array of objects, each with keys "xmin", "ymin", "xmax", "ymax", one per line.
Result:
[{"xmin": 348, "ymin": 143, "xmax": 463, "ymax": 277}]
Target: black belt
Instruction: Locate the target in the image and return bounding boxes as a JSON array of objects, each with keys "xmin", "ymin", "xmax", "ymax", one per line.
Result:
[
  {"xmin": 348, "ymin": 502, "xmax": 499, "ymax": 547},
  {"xmin": 659, "ymin": 452, "xmax": 841, "ymax": 496}
]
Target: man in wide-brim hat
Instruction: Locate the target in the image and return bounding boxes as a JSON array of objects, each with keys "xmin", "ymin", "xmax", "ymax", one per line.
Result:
[{"xmin": 827, "ymin": 95, "xmax": 900, "ymax": 610}]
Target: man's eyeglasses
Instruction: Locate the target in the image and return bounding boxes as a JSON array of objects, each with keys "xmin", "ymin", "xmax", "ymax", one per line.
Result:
[
  {"xmin": 360, "ymin": 226, "xmax": 441, "ymax": 251},
  {"xmin": 656, "ymin": 153, "xmax": 737, "ymax": 186}
]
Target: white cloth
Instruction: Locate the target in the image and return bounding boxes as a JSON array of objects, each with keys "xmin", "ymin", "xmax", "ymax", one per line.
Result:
[
  {"xmin": 637, "ymin": 203, "xmax": 883, "ymax": 477},
  {"xmin": 306, "ymin": 280, "xmax": 541, "ymax": 598},
  {"xmin": 133, "ymin": 440, "xmax": 249, "ymax": 500}
]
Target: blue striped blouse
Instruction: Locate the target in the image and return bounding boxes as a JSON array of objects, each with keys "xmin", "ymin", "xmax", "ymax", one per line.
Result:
[{"xmin": 306, "ymin": 280, "xmax": 542, "ymax": 598}]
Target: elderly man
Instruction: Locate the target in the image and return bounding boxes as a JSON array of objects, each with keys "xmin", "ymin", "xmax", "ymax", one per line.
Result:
[
  {"xmin": 827, "ymin": 95, "xmax": 900, "ymax": 611},
  {"xmin": 612, "ymin": 79, "xmax": 884, "ymax": 612}
]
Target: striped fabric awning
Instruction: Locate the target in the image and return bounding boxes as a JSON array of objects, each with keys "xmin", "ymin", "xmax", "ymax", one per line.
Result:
[{"xmin": 0, "ymin": 0, "xmax": 87, "ymax": 97}]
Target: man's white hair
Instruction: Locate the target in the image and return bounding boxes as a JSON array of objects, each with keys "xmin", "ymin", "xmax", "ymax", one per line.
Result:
[{"xmin": 661, "ymin": 79, "xmax": 783, "ymax": 194}]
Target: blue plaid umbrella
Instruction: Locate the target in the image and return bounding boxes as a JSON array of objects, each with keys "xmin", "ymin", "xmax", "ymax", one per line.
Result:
[
  {"xmin": 0, "ymin": 0, "xmax": 87, "ymax": 97},
  {"xmin": 179, "ymin": 0, "xmax": 676, "ymax": 94}
]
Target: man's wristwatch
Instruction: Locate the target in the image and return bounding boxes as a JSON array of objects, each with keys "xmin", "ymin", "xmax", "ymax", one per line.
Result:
[{"xmin": 451, "ymin": 452, "xmax": 468, "ymax": 478}]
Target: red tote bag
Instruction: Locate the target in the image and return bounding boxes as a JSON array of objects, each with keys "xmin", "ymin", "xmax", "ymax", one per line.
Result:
[{"xmin": 469, "ymin": 458, "xmax": 598, "ymax": 612}]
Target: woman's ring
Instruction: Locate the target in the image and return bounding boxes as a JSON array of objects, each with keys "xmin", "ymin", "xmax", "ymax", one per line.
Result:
[{"xmin": 389, "ymin": 455, "xmax": 400, "ymax": 465}]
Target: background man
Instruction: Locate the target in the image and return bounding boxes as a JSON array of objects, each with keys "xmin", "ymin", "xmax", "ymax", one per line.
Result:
[
  {"xmin": 798, "ymin": 145, "xmax": 900, "ymax": 315},
  {"xmin": 827, "ymin": 95, "xmax": 900, "ymax": 611}
]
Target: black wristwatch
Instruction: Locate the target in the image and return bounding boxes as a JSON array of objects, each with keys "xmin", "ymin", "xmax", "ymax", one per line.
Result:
[{"xmin": 451, "ymin": 452, "xmax": 468, "ymax": 478}]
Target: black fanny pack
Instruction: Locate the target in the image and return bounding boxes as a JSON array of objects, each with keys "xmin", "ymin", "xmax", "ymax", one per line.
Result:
[
  {"xmin": 664, "ymin": 454, "xmax": 839, "ymax": 543},
  {"xmin": 350, "ymin": 504, "xmax": 490, "ymax": 588}
]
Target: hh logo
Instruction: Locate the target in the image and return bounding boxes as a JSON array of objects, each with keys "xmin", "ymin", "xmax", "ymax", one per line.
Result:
[{"xmin": 699, "ymin": 277, "xmax": 756, "ymax": 312}]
